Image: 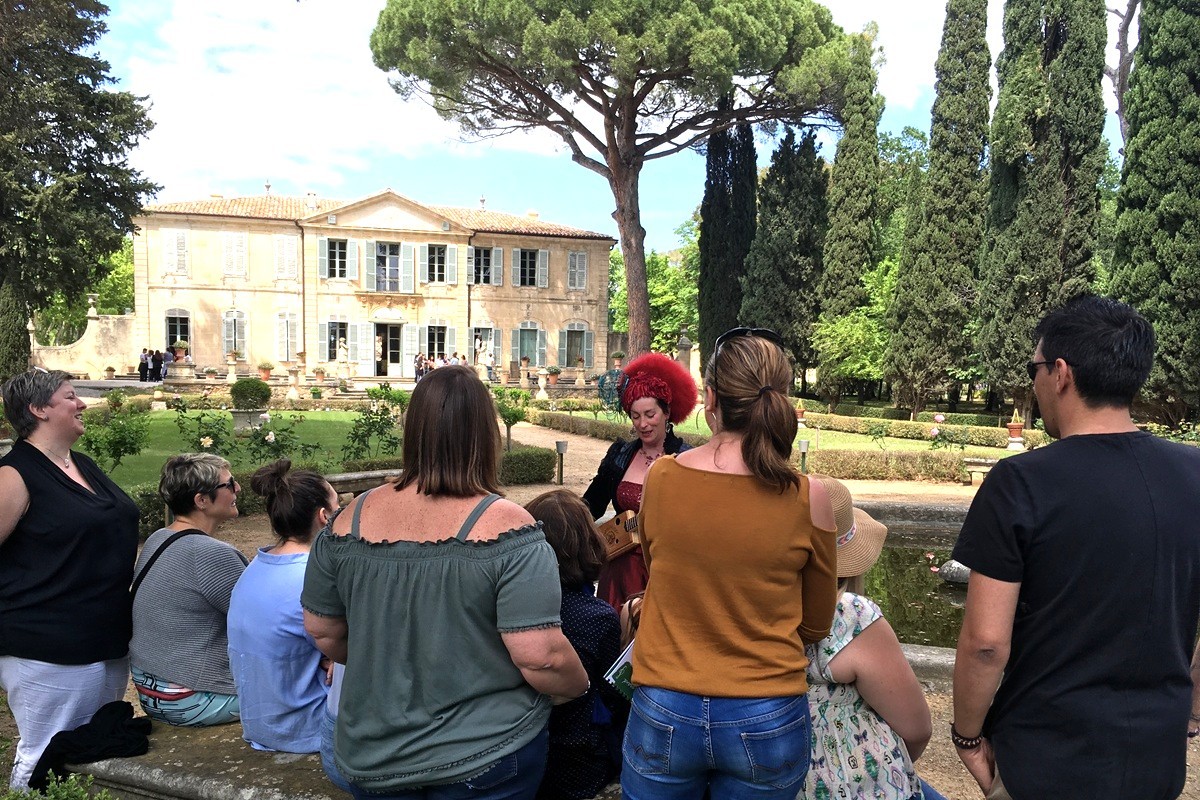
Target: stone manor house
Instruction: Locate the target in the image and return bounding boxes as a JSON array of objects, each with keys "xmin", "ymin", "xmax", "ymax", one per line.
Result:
[{"xmin": 35, "ymin": 190, "xmax": 616, "ymax": 380}]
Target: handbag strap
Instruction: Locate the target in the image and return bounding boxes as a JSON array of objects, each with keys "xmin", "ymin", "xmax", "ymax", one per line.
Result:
[{"xmin": 130, "ymin": 529, "xmax": 203, "ymax": 600}]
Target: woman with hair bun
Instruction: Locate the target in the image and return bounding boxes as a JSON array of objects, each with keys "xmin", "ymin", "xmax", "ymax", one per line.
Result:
[
  {"xmin": 621, "ymin": 328, "xmax": 839, "ymax": 799},
  {"xmin": 227, "ymin": 459, "xmax": 339, "ymax": 753},
  {"xmin": 582, "ymin": 352, "xmax": 697, "ymax": 610}
]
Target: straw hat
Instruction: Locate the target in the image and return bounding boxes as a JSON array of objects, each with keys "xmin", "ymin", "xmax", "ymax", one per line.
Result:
[{"xmin": 812, "ymin": 475, "xmax": 889, "ymax": 578}]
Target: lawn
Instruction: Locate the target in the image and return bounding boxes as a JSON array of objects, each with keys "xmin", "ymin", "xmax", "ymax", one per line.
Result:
[{"xmin": 93, "ymin": 410, "xmax": 358, "ymax": 489}]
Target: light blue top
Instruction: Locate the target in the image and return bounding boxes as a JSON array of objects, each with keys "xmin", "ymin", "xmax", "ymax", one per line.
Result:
[{"xmin": 228, "ymin": 547, "xmax": 328, "ymax": 753}]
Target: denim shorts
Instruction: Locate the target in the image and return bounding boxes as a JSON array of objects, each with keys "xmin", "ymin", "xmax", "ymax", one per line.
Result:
[{"xmin": 621, "ymin": 687, "xmax": 810, "ymax": 800}]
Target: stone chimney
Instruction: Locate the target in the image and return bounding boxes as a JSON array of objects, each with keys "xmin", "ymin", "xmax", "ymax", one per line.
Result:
[
  {"xmin": 525, "ymin": 209, "xmax": 539, "ymax": 220},
  {"xmin": 305, "ymin": 191, "xmax": 318, "ymax": 210}
]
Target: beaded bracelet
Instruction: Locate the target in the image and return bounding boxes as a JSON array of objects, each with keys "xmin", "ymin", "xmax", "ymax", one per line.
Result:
[{"xmin": 950, "ymin": 723, "xmax": 983, "ymax": 750}]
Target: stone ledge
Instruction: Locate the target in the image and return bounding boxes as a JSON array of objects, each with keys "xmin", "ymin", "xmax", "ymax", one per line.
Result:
[{"xmin": 903, "ymin": 643, "xmax": 956, "ymax": 688}]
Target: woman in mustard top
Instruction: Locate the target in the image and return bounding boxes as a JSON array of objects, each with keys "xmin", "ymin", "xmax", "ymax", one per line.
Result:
[{"xmin": 621, "ymin": 328, "xmax": 838, "ymax": 800}]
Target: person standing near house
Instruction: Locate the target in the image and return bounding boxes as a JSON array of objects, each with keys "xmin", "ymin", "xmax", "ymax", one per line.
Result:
[
  {"xmin": 485, "ymin": 349, "xmax": 496, "ymax": 383},
  {"xmin": 951, "ymin": 296, "xmax": 1200, "ymax": 800},
  {"xmin": 138, "ymin": 348, "xmax": 149, "ymax": 382},
  {"xmin": 163, "ymin": 348, "xmax": 175, "ymax": 374},
  {"xmin": 150, "ymin": 350, "xmax": 164, "ymax": 382}
]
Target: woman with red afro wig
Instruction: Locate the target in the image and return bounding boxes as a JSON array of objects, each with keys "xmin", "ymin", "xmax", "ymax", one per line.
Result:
[{"xmin": 582, "ymin": 353, "xmax": 698, "ymax": 610}]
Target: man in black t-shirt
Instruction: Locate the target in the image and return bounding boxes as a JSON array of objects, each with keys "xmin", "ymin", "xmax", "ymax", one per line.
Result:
[{"xmin": 951, "ymin": 296, "xmax": 1200, "ymax": 800}]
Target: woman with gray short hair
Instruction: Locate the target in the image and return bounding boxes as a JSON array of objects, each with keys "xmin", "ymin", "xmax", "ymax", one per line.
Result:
[
  {"xmin": 0, "ymin": 368, "xmax": 139, "ymax": 789},
  {"xmin": 129, "ymin": 453, "xmax": 248, "ymax": 727}
]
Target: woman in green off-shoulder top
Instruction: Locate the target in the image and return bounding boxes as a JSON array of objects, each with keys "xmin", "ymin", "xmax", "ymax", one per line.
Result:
[{"xmin": 303, "ymin": 366, "xmax": 587, "ymax": 800}]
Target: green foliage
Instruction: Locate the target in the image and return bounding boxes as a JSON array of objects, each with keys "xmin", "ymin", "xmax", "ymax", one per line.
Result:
[
  {"xmin": 928, "ymin": 424, "xmax": 970, "ymax": 452},
  {"xmin": 803, "ymin": 410, "xmax": 1050, "ymax": 449},
  {"xmin": 608, "ymin": 251, "xmax": 628, "ymax": 334},
  {"xmin": 865, "ymin": 420, "xmax": 890, "ymax": 450},
  {"xmin": 230, "ymin": 378, "xmax": 272, "ymax": 410},
  {"xmin": 887, "ymin": 0, "xmax": 989, "ymax": 416},
  {"xmin": 698, "ymin": 116, "xmax": 756, "ymax": 363},
  {"xmin": 0, "ymin": 771, "xmax": 119, "ymax": 800},
  {"xmin": 172, "ymin": 399, "xmax": 238, "ymax": 459},
  {"xmin": 1, "ymin": 1, "xmax": 156, "ymax": 320},
  {"xmin": 0, "ymin": 282, "xmax": 29, "ymax": 380},
  {"xmin": 77, "ymin": 394, "xmax": 151, "ymax": 472},
  {"xmin": 813, "ymin": 258, "xmax": 896, "ymax": 386},
  {"xmin": 525, "ymin": 409, "xmax": 710, "ymax": 450},
  {"xmin": 819, "ymin": 34, "xmax": 883, "ymax": 321},
  {"xmin": 33, "ymin": 237, "xmax": 134, "ymax": 346},
  {"xmin": 242, "ymin": 414, "xmax": 324, "ymax": 468},
  {"xmin": 978, "ymin": 0, "xmax": 1106, "ymax": 400},
  {"xmin": 365, "ymin": 383, "xmax": 411, "ymax": 412},
  {"xmin": 1111, "ymin": 0, "xmax": 1200, "ymax": 424},
  {"xmin": 341, "ymin": 403, "xmax": 402, "ymax": 462},
  {"xmin": 740, "ymin": 128, "xmax": 828, "ymax": 372},
  {"xmin": 804, "ymin": 449, "xmax": 967, "ymax": 483},
  {"xmin": 611, "ymin": 241, "xmax": 700, "ymax": 353},
  {"xmin": 341, "ymin": 456, "xmax": 404, "ymax": 472},
  {"xmin": 498, "ymin": 446, "xmax": 557, "ymax": 485},
  {"xmin": 493, "ymin": 387, "xmax": 530, "ymax": 451}
]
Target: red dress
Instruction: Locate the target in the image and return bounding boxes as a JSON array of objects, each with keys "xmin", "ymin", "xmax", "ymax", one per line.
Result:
[{"xmin": 597, "ymin": 480, "xmax": 648, "ymax": 611}]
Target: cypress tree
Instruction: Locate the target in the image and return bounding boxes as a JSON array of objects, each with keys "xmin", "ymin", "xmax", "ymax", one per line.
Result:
[
  {"xmin": 818, "ymin": 34, "xmax": 882, "ymax": 320},
  {"xmin": 1111, "ymin": 0, "xmax": 1200, "ymax": 425},
  {"xmin": 740, "ymin": 129, "xmax": 829, "ymax": 376},
  {"xmin": 887, "ymin": 0, "xmax": 991, "ymax": 417},
  {"xmin": 0, "ymin": 282, "xmax": 30, "ymax": 379},
  {"xmin": 698, "ymin": 118, "xmax": 756, "ymax": 363},
  {"xmin": 977, "ymin": 0, "xmax": 1106, "ymax": 411}
]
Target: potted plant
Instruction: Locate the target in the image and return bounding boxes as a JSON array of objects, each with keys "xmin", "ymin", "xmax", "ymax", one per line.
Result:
[
  {"xmin": 310, "ymin": 386, "xmax": 323, "ymax": 399},
  {"xmin": 227, "ymin": 349, "xmax": 242, "ymax": 363},
  {"xmin": 313, "ymin": 364, "xmax": 327, "ymax": 381},
  {"xmin": 1006, "ymin": 407, "xmax": 1025, "ymax": 438},
  {"xmin": 611, "ymin": 350, "xmax": 625, "ymax": 368},
  {"xmin": 104, "ymin": 366, "xmax": 116, "ymax": 380},
  {"xmin": 230, "ymin": 377, "xmax": 272, "ymax": 431},
  {"xmin": 172, "ymin": 339, "xmax": 189, "ymax": 359},
  {"xmin": 257, "ymin": 361, "xmax": 275, "ymax": 380},
  {"xmin": 546, "ymin": 365, "xmax": 562, "ymax": 385},
  {"xmin": 204, "ymin": 367, "xmax": 219, "ymax": 379},
  {"xmin": 795, "ymin": 403, "xmax": 806, "ymax": 422}
]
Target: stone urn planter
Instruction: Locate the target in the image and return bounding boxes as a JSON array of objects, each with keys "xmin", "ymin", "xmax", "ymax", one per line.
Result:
[
  {"xmin": 104, "ymin": 366, "xmax": 116, "ymax": 380},
  {"xmin": 313, "ymin": 367, "xmax": 327, "ymax": 381},
  {"xmin": 1005, "ymin": 421, "xmax": 1025, "ymax": 438},
  {"xmin": 547, "ymin": 369, "xmax": 561, "ymax": 386}
]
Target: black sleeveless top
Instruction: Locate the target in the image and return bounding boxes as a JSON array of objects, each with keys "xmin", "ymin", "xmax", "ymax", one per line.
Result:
[{"xmin": 0, "ymin": 439, "xmax": 139, "ymax": 664}]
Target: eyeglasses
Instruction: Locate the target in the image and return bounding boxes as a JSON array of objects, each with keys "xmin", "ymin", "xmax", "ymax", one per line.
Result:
[
  {"xmin": 211, "ymin": 477, "xmax": 238, "ymax": 493},
  {"xmin": 712, "ymin": 327, "xmax": 785, "ymax": 391},
  {"xmin": 1025, "ymin": 360, "xmax": 1055, "ymax": 381}
]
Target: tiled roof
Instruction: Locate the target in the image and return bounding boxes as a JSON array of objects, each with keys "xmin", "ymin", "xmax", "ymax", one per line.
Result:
[
  {"xmin": 143, "ymin": 195, "xmax": 614, "ymax": 240},
  {"xmin": 429, "ymin": 206, "xmax": 613, "ymax": 241},
  {"xmin": 144, "ymin": 196, "xmax": 344, "ymax": 219}
]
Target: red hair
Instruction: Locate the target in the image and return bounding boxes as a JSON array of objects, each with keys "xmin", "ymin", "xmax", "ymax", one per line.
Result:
[{"xmin": 620, "ymin": 352, "xmax": 698, "ymax": 424}]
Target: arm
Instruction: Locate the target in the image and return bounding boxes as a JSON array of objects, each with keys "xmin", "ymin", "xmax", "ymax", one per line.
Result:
[
  {"xmin": 798, "ymin": 477, "xmax": 838, "ymax": 643},
  {"xmin": 0, "ymin": 466, "xmax": 29, "ymax": 548},
  {"xmin": 829, "ymin": 617, "xmax": 932, "ymax": 760},
  {"xmin": 304, "ymin": 610, "xmax": 348, "ymax": 665},
  {"xmin": 953, "ymin": 571, "xmax": 1020, "ymax": 793},
  {"xmin": 583, "ymin": 442, "xmax": 625, "ymax": 519},
  {"xmin": 501, "ymin": 626, "xmax": 589, "ymax": 699}
]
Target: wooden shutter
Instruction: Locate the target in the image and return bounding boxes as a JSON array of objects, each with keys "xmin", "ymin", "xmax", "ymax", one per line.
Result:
[
  {"xmin": 236, "ymin": 314, "xmax": 247, "ymax": 352},
  {"xmin": 163, "ymin": 229, "xmax": 178, "ymax": 276},
  {"xmin": 447, "ymin": 245, "xmax": 458, "ymax": 285},
  {"xmin": 447, "ymin": 327, "xmax": 457, "ymax": 357},
  {"xmin": 419, "ymin": 326, "xmax": 428, "ymax": 356},
  {"xmin": 512, "ymin": 249, "xmax": 520, "ymax": 286},
  {"xmin": 418, "ymin": 244, "xmax": 429, "ymax": 284},
  {"xmin": 346, "ymin": 239, "xmax": 359, "ymax": 281},
  {"xmin": 223, "ymin": 314, "xmax": 236, "ymax": 355},
  {"xmin": 536, "ymin": 249, "xmax": 549, "ymax": 288},
  {"xmin": 275, "ymin": 235, "xmax": 297, "ymax": 279},
  {"xmin": 347, "ymin": 323, "xmax": 359, "ymax": 362},
  {"xmin": 358, "ymin": 323, "xmax": 372, "ymax": 373},
  {"xmin": 577, "ymin": 252, "xmax": 588, "ymax": 290},
  {"xmin": 584, "ymin": 330, "xmax": 594, "ymax": 368},
  {"xmin": 317, "ymin": 322, "xmax": 329, "ymax": 361},
  {"xmin": 465, "ymin": 246, "xmax": 475, "ymax": 285},
  {"xmin": 511, "ymin": 329, "xmax": 520, "ymax": 364},
  {"xmin": 403, "ymin": 325, "xmax": 419, "ymax": 377},
  {"xmin": 567, "ymin": 252, "xmax": 578, "ymax": 290},
  {"xmin": 401, "ymin": 243, "xmax": 415, "ymax": 293},
  {"xmin": 491, "ymin": 248, "xmax": 503, "ymax": 286},
  {"xmin": 558, "ymin": 330, "xmax": 568, "ymax": 366},
  {"xmin": 223, "ymin": 232, "xmax": 247, "ymax": 276},
  {"xmin": 364, "ymin": 239, "xmax": 376, "ymax": 290},
  {"xmin": 318, "ymin": 237, "xmax": 329, "ymax": 279},
  {"xmin": 491, "ymin": 327, "xmax": 502, "ymax": 365}
]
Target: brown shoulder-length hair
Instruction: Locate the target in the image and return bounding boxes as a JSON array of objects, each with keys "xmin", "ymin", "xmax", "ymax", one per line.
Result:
[
  {"xmin": 396, "ymin": 365, "xmax": 503, "ymax": 497},
  {"xmin": 525, "ymin": 489, "xmax": 606, "ymax": 586},
  {"xmin": 704, "ymin": 334, "xmax": 799, "ymax": 493}
]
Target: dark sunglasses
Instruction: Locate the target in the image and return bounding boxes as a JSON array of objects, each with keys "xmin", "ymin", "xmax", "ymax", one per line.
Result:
[
  {"xmin": 712, "ymin": 327, "xmax": 786, "ymax": 391},
  {"xmin": 211, "ymin": 477, "xmax": 238, "ymax": 493},
  {"xmin": 1025, "ymin": 360, "xmax": 1055, "ymax": 381}
]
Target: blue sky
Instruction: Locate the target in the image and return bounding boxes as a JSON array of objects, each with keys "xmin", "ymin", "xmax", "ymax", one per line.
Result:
[{"xmin": 100, "ymin": 0, "xmax": 1124, "ymax": 253}]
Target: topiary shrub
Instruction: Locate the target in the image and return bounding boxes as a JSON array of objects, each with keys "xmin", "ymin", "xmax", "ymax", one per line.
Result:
[
  {"xmin": 341, "ymin": 456, "xmax": 404, "ymax": 472},
  {"xmin": 803, "ymin": 450, "xmax": 968, "ymax": 482},
  {"xmin": 526, "ymin": 409, "xmax": 709, "ymax": 448},
  {"xmin": 230, "ymin": 378, "xmax": 272, "ymax": 409},
  {"xmin": 499, "ymin": 445, "xmax": 556, "ymax": 485}
]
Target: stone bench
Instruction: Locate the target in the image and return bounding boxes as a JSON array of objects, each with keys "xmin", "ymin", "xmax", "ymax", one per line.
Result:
[{"xmin": 962, "ymin": 457, "xmax": 998, "ymax": 486}]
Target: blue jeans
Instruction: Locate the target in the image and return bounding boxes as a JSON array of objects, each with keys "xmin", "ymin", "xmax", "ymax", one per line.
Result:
[
  {"xmin": 621, "ymin": 687, "xmax": 810, "ymax": 800},
  {"xmin": 347, "ymin": 726, "xmax": 548, "ymax": 800},
  {"xmin": 320, "ymin": 711, "xmax": 353, "ymax": 794},
  {"xmin": 918, "ymin": 777, "xmax": 949, "ymax": 800}
]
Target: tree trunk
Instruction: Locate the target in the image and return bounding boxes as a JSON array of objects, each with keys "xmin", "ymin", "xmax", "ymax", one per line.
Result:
[
  {"xmin": 0, "ymin": 281, "xmax": 32, "ymax": 380},
  {"xmin": 609, "ymin": 161, "xmax": 651, "ymax": 357},
  {"xmin": 947, "ymin": 383, "xmax": 961, "ymax": 412}
]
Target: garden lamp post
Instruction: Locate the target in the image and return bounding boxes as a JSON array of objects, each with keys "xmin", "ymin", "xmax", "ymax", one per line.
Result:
[
  {"xmin": 798, "ymin": 439, "xmax": 809, "ymax": 474},
  {"xmin": 555, "ymin": 440, "xmax": 568, "ymax": 485}
]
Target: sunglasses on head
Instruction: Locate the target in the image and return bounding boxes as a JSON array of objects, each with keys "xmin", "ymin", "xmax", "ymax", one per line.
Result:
[{"xmin": 712, "ymin": 327, "xmax": 785, "ymax": 391}]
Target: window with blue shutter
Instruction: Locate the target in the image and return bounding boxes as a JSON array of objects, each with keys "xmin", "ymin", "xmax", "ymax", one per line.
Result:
[
  {"xmin": 568, "ymin": 251, "xmax": 588, "ymax": 291},
  {"xmin": 318, "ymin": 237, "xmax": 329, "ymax": 279},
  {"xmin": 466, "ymin": 246, "xmax": 476, "ymax": 285},
  {"xmin": 346, "ymin": 239, "xmax": 359, "ymax": 281},
  {"xmin": 491, "ymin": 248, "xmax": 503, "ymax": 286},
  {"xmin": 419, "ymin": 244, "xmax": 429, "ymax": 284},
  {"xmin": 536, "ymin": 329, "xmax": 548, "ymax": 366},
  {"xmin": 536, "ymin": 249, "xmax": 549, "ymax": 288},
  {"xmin": 446, "ymin": 245, "xmax": 458, "ymax": 285},
  {"xmin": 365, "ymin": 239, "xmax": 377, "ymax": 291},
  {"xmin": 401, "ymin": 243, "xmax": 415, "ymax": 293}
]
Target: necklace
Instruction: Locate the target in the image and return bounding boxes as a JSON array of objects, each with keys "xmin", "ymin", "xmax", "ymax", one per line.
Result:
[
  {"xmin": 641, "ymin": 448, "xmax": 663, "ymax": 468},
  {"xmin": 33, "ymin": 443, "xmax": 71, "ymax": 470}
]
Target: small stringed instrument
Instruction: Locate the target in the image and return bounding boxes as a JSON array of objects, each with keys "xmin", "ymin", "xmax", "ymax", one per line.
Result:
[{"xmin": 596, "ymin": 510, "xmax": 640, "ymax": 559}]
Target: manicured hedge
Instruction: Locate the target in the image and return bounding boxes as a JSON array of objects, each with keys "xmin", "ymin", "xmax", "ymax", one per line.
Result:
[
  {"xmin": 341, "ymin": 456, "xmax": 404, "ymax": 472},
  {"xmin": 526, "ymin": 410, "xmax": 710, "ymax": 448},
  {"xmin": 802, "ymin": 450, "xmax": 968, "ymax": 483},
  {"xmin": 794, "ymin": 398, "xmax": 1007, "ymax": 428},
  {"xmin": 801, "ymin": 411, "xmax": 1050, "ymax": 449},
  {"xmin": 499, "ymin": 446, "xmax": 557, "ymax": 485}
]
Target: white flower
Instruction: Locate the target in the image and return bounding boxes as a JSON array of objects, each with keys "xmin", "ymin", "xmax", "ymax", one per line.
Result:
[
  {"xmin": 200, "ymin": 436, "xmax": 213, "ymax": 449},
  {"xmin": 934, "ymin": 414, "xmax": 945, "ymax": 423},
  {"xmin": 260, "ymin": 412, "xmax": 271, "ymax": 421},
  {"xmin": 929, "ymin": 427, "xmax": 940, "ymax": 437},
  {"xmin": 265, "ymin": 431, "xmax": 276, "ymax": 443}
]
